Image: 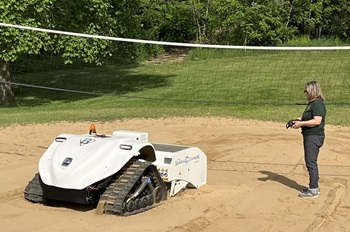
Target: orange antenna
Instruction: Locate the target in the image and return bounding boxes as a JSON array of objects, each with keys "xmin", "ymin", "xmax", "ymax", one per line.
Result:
[{"xmin": 89, "ymin": 124, "xmax": 96, "ymax": 134}]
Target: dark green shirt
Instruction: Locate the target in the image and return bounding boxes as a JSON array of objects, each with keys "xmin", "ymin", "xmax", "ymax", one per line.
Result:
[{"xmin": 301, "ymin": 99, "xmax": 326, "ymax": 136}]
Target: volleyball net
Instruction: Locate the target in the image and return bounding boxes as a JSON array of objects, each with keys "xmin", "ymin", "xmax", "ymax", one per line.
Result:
[{"xmin": 2, "ymin": 23, "xmax": 350, "ymax": 105}]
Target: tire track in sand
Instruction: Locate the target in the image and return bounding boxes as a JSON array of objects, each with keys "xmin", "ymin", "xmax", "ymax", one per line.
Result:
[
  {"xmin": 305, "ymin": 179, "xmax": 347, "ymax": 232},
  {"xmin": 167, "ymin": 204, "xmax": 233, "ymax": 232},
  {"xmin": 0, "ymin": 188, "xmax": 23, "ymax": 202}
]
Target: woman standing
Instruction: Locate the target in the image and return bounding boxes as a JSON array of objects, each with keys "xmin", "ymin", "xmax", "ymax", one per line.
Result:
[{"xmin": 291, "ymin": 81, "xmax": 326, "ymax": 198}]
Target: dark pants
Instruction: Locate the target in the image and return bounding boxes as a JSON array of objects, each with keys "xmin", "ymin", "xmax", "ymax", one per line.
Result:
[{"xmin": 303, "ymin": 135, "xmax": 325, "ymax": 189}]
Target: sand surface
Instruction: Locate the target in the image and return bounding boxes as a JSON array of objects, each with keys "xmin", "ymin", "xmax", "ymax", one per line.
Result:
[{"xmin": 1, "ymin": 117, "xmax": 350, "ymax": 232}]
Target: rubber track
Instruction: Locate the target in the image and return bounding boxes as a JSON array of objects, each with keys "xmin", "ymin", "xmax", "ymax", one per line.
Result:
[
  {"xmin": 101, "ymin": 159, "xmax": 164, "ymax": 216},
  {"xmin": 23, "ymin": 173, "xmax": 43, "ymax": 203}
]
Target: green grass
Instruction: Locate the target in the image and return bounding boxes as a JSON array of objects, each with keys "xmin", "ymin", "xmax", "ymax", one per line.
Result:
[
  {"xmin": 1, "ymin": 48, "xmax": 350, "ymax": 127},
  {"xmin": 1, "ymin": 95, "xmax": 349, "ymax": 127}
]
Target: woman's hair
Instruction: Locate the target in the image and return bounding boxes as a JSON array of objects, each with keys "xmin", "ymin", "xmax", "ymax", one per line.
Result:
[{"xmin": 305, "ymin": 81, "xmax": 325, "ymax": 102}]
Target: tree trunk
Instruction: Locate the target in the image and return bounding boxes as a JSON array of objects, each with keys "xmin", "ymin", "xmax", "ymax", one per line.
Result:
[{"xmin": 0, "ymin": 59, "xmax": 15, "ymax": 105}]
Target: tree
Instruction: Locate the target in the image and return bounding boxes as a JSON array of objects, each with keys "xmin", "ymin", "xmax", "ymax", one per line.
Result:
[
  {"xmin": 201, "ymin": 0, "xmax": 296, "ymax": 45},
  {"xmin": 0, "ymin": 0, "xmax": 51, "ymax": 104},
  {"xmin": 159, "ymin": 1, "xmax": 195, "ymax": 43},
  {"xmin": 206, "ymin": 0, "xmax": 244, "ymax": 44},
  {"xmin": 0, "ymin": 0, "xmax": 116, "ymax": 104},
  {"xmin": 326, "ymin": 0, "xmax": 350, "ymax": 40}
]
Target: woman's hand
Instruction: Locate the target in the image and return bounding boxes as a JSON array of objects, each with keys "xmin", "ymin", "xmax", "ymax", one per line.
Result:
[{"xmin": 292, "ymin": 121, "xmax": 302, "ymax": 129}]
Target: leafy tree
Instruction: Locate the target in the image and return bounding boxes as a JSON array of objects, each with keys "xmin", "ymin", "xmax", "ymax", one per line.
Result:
[
  {"xmin": 204, "ymin": 0, "xmax": 296, "ymax": 45},
  {"xmin": 206, "ymin": 0, "xmax": 244, "ymax": 44},
  {"xmin": 326, "ymin": 0, "xmax": 350, "ymax": 40},
  {"xmin": 159, "ymin": 1, "xmax": 195, "ymax": 43},
  {"xmin": 237, "ymin": 0, "xmax": 298, "ymax": 45},
  {"xmin": 0, "ymin": 0, "xmax": 51, "ymax": 104},
  {"xmin": 0, "ymin": 0, "xmax": 115, "ymax": 104},
  {"xmin": 190, "ymin": 0, "xmax": 211, "ymax": 43},
  {"xmin": 110, "ymin": 0, "xmax": 169, "ymax": 61}
]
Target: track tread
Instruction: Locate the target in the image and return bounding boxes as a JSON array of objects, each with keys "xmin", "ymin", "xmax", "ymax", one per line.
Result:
[
  {"xmin": 101, "ymin": 159, "xmax": 166, "ymax": 216},
  {"xmin": 24, "ymin": 173, "xmax": 43, "ymax": 203}
]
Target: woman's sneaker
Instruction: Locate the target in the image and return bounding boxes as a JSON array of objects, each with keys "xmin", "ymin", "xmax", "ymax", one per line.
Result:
[
  {"xmin": 301, "ymin": 187, "xmax": 321, "ymax": 194},
  {"xmin": 299, "ymin": 188, "xmax": 320, "ymax": 198}
]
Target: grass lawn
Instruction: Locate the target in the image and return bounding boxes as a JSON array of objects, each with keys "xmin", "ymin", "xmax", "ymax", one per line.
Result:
[{"xmin": 1, "ymin": 48, "xmax": 349, "ymax": 127}]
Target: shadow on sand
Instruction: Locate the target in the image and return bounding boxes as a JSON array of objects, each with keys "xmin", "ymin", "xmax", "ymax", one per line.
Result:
[{"xmin": 258, "ymin": 170, "xmax": 306, "ymax": 192}]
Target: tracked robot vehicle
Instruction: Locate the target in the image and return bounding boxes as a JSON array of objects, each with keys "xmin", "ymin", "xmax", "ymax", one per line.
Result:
[{"xmin": 24, "ymin": 125, "xmax": 207, "ymax": 216}]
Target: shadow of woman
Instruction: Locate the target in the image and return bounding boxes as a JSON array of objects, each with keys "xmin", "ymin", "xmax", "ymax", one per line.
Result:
[{"xmin": 258, "ymin": 170, "xmax": 306, "ymax": 192}]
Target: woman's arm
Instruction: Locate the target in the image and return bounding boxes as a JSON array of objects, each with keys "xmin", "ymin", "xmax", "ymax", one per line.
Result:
[{"xmin": 292, "ymin": 116, "xmax": 322, "ymax": 129}]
